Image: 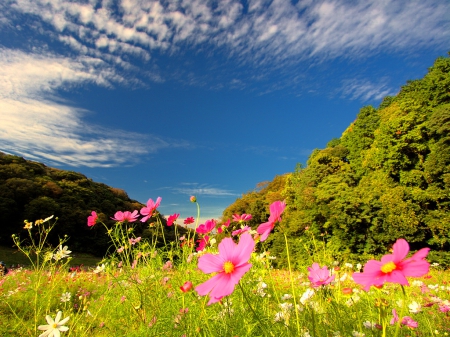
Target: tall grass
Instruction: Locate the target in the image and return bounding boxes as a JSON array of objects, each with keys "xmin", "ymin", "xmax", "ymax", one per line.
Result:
[{"xmin": 0, "ymin": 200, "xmax": 448, "ymax": 336}]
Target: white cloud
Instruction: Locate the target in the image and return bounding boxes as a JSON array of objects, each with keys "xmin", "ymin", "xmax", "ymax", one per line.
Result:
[
  {"xmin": 0, "ymin": 49, "xmax": 181, "ymax": 167},
  {"xmin": 166, "ymin": 183, "xmax": 238, "ymax": 197},
  {"xmin": 339, "ymin": 78, "xmax": 395, "ymax": 101},
  {"xmin": 5, "ymin": 0, "xmax": 447, "ymax": 67}
]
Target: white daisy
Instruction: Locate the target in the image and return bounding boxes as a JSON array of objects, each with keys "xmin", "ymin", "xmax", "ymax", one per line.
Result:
[{"xmin": 38, "ymin": 311, "xmax": 70, "ymax": 337}]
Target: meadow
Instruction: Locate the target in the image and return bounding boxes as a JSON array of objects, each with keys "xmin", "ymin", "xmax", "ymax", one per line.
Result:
[{"xmin": 0, "ymin": 198, "xmax": 449, "ymax": 337}]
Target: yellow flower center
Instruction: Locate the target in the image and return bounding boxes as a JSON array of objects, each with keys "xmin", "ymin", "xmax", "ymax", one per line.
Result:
[
  {"xmin": 381, "ymin": 261, "xmax": 397, "ymax": 274},
  {"xmin": 52, "ymin": 323, "xmax": 58, "ymax": 328},
  {"xmin": 223, "ymin": 261, "xmax": 235, "ymax": 274}
]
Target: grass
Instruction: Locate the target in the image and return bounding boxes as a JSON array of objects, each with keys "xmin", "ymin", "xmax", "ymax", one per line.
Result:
[
  {"xmin": 0, "ymin": 245, "xmax": 101, "ymax": 267},
  {"xmin": 1, "ymin": 206, "xmax": 449, "ymax": 337}
]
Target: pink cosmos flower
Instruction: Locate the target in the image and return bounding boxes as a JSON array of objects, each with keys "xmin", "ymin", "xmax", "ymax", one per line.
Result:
[
  {"xmin": 111, "ymin": 210, "xmax": 139, "ymax": 223},
  {"xmin": 180, "ymin": 281, "xmax": 193, "ymax": 293},
  {"xmin": 232, "ymin": 226, "xmax": 251, "ymax": 236},
  {"xmin": 196, "ymin": 236, "xmax": 209, "ymax": 252},
  {"xmin": 352, "ymin": 239, "xmax": 430, "ymax": 291},
  {"xmin": 87, "ymin": 211, "xmax": 98, "ymax": 227},
  {"xmin": 232, "ymin": 214, "xmax": 252, "ymax": 223},
  {"xmin": 308, "ymin": 263, "xmax": 335, "ymax": 287},
  {"xmin": 167, "ymin": 213, "xmax": 180, "ymax": 226},
  {"xmin": 140, "ymin": 197, "xmax": 162, "ymax": 222},
  {"xmin": 390, "ymin": 309, "xmax": 418, "ymax": 328},
  {"xmin": 195, "ymin": 233, "xmax": 255, "ymax": 305},
  {"xmin": 257, "ymin": 201, "xmax": 286, "ymax": 242},
  {"xmin": 184, "ymin": 217, "xmax": 195, "ymax": 225},
  {"xmin": 129, "ymin": 237, "xmax": 141, "ymax": 245},
  {"xmin": 196, "ymin": 219, "xmax": 216, "ymax": 234}
]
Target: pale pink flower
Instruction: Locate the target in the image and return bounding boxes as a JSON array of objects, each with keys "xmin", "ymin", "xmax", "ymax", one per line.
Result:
[
  {"xmin": 353, "ymin": 239, "xmax": 430, "ymax": 291},
  {"xmin": 117, "ymin": 247, "xmax": 124, "ymax": 253},
  {"xmin": 140, "ymin": 197, "xmax": 162, "ymax": 222},
  {"xmin": 195, "ymin": 233, "xmax": 255, "ymax": 305},
  {"xmin": 390, "ymin": 309, "xmax": 418, "ymax": 328},
  {"xmin": 87, "ymin": 211, "xmax": 98, "ymax": 227},
  {"xmin": 232, "ymin": 226, "xmax": 251, "ymax": 236},
  {"xmin": 196, "ymin": 219, "xmax": 216, "ymax": 234},
  {"xmin": 257, "ymin": 201, "xmax": 286, "ymax": 242},
  {"xmin": 111, "ymin": 210, "xmax": 139, "ymax": 223},
  {"xmin": 167, "ymin": 213, "xmax": 180, "ymax": 226},
  {"xmin": 308, "ymin": 263, "xmax": 335, "ymax": 287},
  {"xmin": 129, "ymin": 237, "xmax": 141, "ymax": 245},
  {"xmin": 232, "ymin": 214, "xmax": 252, "ymax": 223}
]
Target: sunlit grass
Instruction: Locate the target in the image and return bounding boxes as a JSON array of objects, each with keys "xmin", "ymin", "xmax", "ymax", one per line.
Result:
[{"xmin": 1, "ymin": 201, "xmax": 449, "ymax": 337}]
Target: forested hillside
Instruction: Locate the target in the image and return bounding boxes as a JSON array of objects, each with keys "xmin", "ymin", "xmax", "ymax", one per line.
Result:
[
  {"xmin": 0, "ymin": 153, "xmax": 187, "ymax": 256},
  {"xmin": 222, "ymin": 54, "xmax": 450, "ymax": 267}
]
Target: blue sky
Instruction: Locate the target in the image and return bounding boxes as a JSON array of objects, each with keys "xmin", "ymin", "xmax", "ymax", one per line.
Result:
[{"xmin": 0, "ymin": 0, "xmax": 448, "ymax": 224}]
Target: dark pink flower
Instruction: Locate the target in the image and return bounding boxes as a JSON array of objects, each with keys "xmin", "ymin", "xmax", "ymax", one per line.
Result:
[
  {"xmin": 232, "ymin": 214, "xmax": 252, "ymax": 223},
  {"xmin": 111, "ymin": 210, "xmax": 139, "ymax": 223},
  {"xmin": 140, "ymin": 197, "xmax": 162, "ymax": 222},
  {"xmin": 308, "ymin": 263, "xmax": 335, "ymax": 287},
  {"xmin": 196, "ymin": 219, "xmax": 216, "ymax": 234},
  {"xmin": 257, "ymin": 201, "xmax": 286, "ymax": 242},
  {"xmin": 195, "ymin": 233, "xmax": 255, "ymax": 305},
  {"xmin": 196, "ymin": 236, "xmax": 209, "ymax": 252},
  {"xmin": 180, "ymin": 281, "xmax": 193, "ymax": 293},
  {"xmin": 183, "ymin": 217, "xmax": 194, "ymax": 225},
  {"xmin": 232, "ymin": 226, "xmax": 251, "ymax": 236},
  {"xmin": 167, "ymin": 213, "xmax": 180, "ymax": 226},
  {"xmin": 353, "ymin": 239, "xmax": 430, "ymax": 291},
  {"xmin": 87, "ymin": 211, "xmax": 98, "ymax": 227}
]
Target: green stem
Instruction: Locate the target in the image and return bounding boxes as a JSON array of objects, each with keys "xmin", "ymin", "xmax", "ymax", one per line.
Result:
[{"xmin": 284, "ymin": 233, "xmax": 301, "ymax": 335}]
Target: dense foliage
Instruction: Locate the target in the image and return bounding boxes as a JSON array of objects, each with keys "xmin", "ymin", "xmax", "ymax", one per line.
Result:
[
  {"xmin": 221, "ymin": 54, "xmax": 450, "ymax": 267},
  {"xmin": 0, "ymin": 153, "xmax": 187, "ymax": 256}
]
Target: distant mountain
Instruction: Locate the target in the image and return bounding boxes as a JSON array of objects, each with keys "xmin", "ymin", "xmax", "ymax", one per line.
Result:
[
  {"xmin": 221, "ymin": 53, "xmax": 450, "ymax": 267},
  {"xmin": 0, "ymin": 153, "xmax": 187, "ymax": 256}
]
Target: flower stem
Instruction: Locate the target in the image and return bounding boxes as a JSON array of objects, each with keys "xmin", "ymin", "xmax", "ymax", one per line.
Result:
[{"xmin": 284, "ymin": 233, "xmax": 301, "ymax": 335}]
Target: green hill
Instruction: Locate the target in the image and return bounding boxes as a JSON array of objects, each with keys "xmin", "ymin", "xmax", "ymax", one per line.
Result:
[
  {"xmin": 221, "ymin": 53, "xmax": 450, "ymax": 267},
  {"xmin": 0, "ymin": 153, "xmax": 188, "ymax": 256}
]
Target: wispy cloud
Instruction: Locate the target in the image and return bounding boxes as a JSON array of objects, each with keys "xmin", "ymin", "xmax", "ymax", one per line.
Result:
[
  {"xmin": 164, "ymin": 183, "xmax": 238, "ymax": 197},
  {"xmin": 3, "ymin": 0, "xmax": 447, "ymax": 69},
  {"xmin": 339, "ymin": 78, "xmax": 395, "ymax": 101},
  {"xmin": 0, "ymin": 49, "xmax": 185, "ymax": 167}
]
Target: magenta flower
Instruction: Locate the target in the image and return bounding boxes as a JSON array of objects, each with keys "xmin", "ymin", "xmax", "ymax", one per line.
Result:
[
  {"xmin": 257, "ymin": 201, "xmax": 286, "ymax": 242},
  {"xmin": 140, "ymin": 197, "xmax": 162, "ymax": 222},
  {"xmin": 195, "ymin": 233, "xmax": 255, "ymax": 305},
  {"xmin": 180, "ymin": 281, "xmax": 193, "ymax": 293},
  {"xmin": 352, "ymin": 239, "xmax": 430, "ymax": 291},
  {"xmin": 87, "ymin": 211, "xmax": 98, "ymax": 227},
  {"xmin": 231, "ymin": 226, "xmax": 251, "ymax": 236},
  {"xmin": 111, "ymin": 210, "xmax": 139, "ymax": 223},
  {"xmin": 232, "ymin": 213, "xmax": 252, "ymax": 223},
  {"xmin": 308, "ymin": 263, "xmax": 335, "ymax": 288},
  {"xmin": 196, "ymin": 236, "xmax": 209, "ymax": 252},
  {"xmin": 196, "ymin": 219, "xmax": 216, "ymax": 234},
  {"xmin": 167, "ymin": 213, "xmax": 180, "ymax": 226},
  {"xmin": 184, "ymin": 217, "xmax": 195, "ymax": 225}
]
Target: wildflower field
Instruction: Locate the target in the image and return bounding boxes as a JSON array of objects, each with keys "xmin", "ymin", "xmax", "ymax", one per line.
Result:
[{"xmin": 1, "ymin": 197, "xmax": 449, "ymax": 337}]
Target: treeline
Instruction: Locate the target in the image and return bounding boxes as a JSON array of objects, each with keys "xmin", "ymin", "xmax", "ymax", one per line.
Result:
[
  {"xmin": 0, "ymin": 153, "xmax": 188, "ymax": 256},
  {"xmin": 222, "ymin": 53, "xmax": 450, "ymax": 267}
]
